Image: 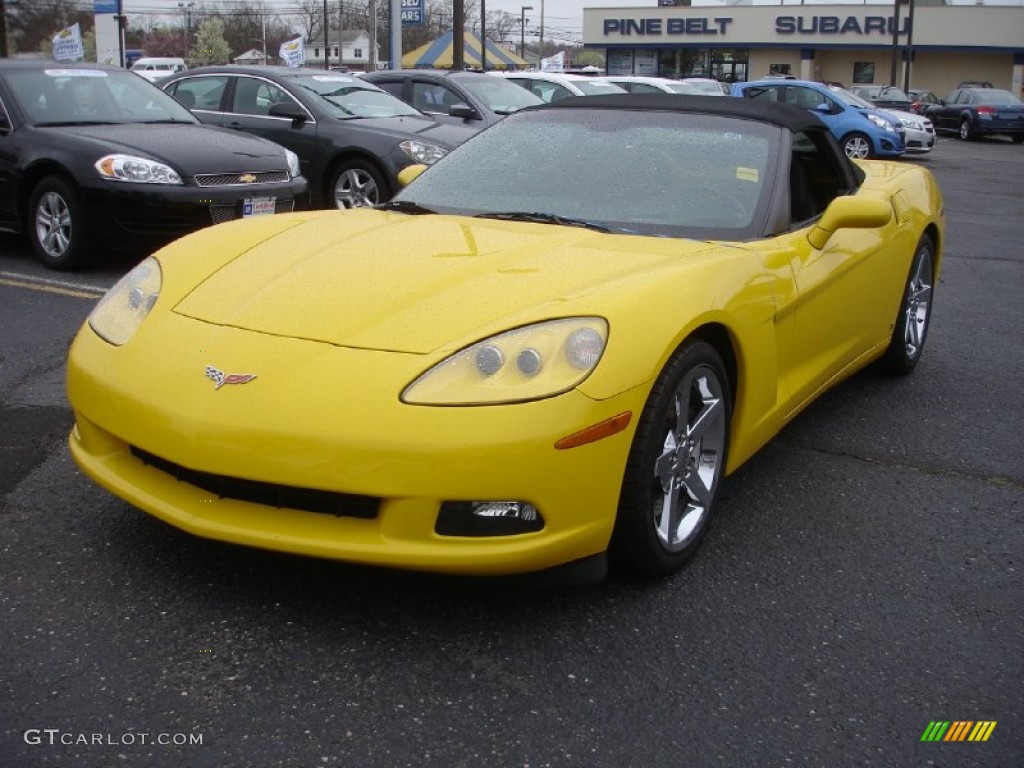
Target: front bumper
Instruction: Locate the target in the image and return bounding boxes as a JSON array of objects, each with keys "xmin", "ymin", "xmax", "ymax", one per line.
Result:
[
  {"xmin": 67, "ymin": 314, "xmax": 645, "ymax": 576},
  {"xmin": 79, "ymin": 175, "xmax": 309, "ymax": 250}
]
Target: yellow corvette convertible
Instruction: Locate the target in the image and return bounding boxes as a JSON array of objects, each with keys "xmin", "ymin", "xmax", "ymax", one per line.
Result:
[{"xmin": 67, "ymin": 95, "xmax": 943, "ymax": 580}]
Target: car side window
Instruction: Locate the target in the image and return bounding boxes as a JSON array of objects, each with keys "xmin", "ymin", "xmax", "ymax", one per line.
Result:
[
  {"xmin": 789, "ymin": 130, "xmax": 846, "ymax": 226},
  {"xmin": 789, "ymin": 86, "xmax": 829, "ymax": 111},
  {"xmin": 372, "ymin": 80, "xmax": 404, "ymax": 99},
  {"xmin": 412, "ymin": 83, "xmax": 440, "ymax": 111},
  {"xmin": 233, "ymin": 77, "xmax": 293, "ymax": 117},
  {"xmin": 168, "ymin": 76, "xmax": 228, "ymax": 111},
  {"xmin": 631, "ymin": 83, "xmax": 663, "ymax": 94},
  {"xmin": 533, "ymin": 82, "xmax": 573, "ymax": 103}
]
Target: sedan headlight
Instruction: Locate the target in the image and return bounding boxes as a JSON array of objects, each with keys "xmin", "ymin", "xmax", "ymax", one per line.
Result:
[
  {"xmin": 95, "ymin": 154, "xmax": 182, "ymax": 184},
  {"xmin": 402, "ymin": 318, "xmax": 608, "ymax": 405},
  {"xmin": 399, "ymin": 140, "xmax": 448, "ymax": 165},
  {"xmin": 88, "ymin": 257, "xmax": 162, "ymax": 346},
  {"xmin": 866, "ymin": 114, "xmax": 897, "ymax": 133},
  {"xmin": 285, "ymin": 148, "xmax": 301, "ymax": 178},
  {"xmin": 898, "ymin": 116, "xmax": 924, "ymax": 130}
]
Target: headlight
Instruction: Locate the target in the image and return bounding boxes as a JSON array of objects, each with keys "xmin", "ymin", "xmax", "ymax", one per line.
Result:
[
  {"xmin": 399, "ymin": 140, "xmax": 448, "ymax": 165},
  {"xmin": 88, "ymin": 257, "xmax": 162, "ymax": 345},
  {"xmin": 899, "ymin": 116, "xmax": 923, "ymax": 130},
  {"xmin": 867, "ymin": 114, "xmax": 897, "ymax": 133},
  {"xmin": 285, "ymin": 149, "xmax": 301, "ymax": 178},
  {"xmin": 402, "ymin": 317, "xmax": 608, "ymax": 405},
  {"xmin": 95, "ymin": 154, "xmax": 182, "ymax": 184}
]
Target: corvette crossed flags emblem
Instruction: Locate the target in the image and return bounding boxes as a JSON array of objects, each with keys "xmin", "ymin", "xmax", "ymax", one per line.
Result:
[{"xmin": 205, "ymin": 365, "xmax": 257, "ymax": 390}]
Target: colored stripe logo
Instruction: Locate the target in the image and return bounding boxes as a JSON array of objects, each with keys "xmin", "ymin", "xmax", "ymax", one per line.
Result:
[{"xmin": 921, "ymin": 721, "xmax": 997, "ymax": 742}]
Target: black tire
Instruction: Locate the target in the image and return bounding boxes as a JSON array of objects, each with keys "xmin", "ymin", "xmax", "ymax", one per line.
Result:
[
  {"xmin": 880, "ymin": 234, "xmax": 935, "ymax": 374},
  {"xmin": 959, "ymin": 117, "xmax": 974, "ymax": 141},
  {"xmin": 611, "ymin": 340, "xmax": 731, "ymax": 577},
  {"xmin": 328, "ymin": 160, "xmax": 389, "ymax": 209},
  {"xmin": 27, "ymin": 176, "xmax": 93, "ymax": 270},
  {"xmin": 840, "ymin": 132, "xmax": 872, "ymax": 160},
  {"xmin": 1012, "ymin": 135, "xmax": 1024, "ymax": 144}
]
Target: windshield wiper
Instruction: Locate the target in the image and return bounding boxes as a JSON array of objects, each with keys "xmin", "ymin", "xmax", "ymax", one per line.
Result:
[
  {"xmin": 375, "ymin": 200, "xmax": 437, "ymax": 215},
  {"xmin": 474, "ymin": 211, "xmax": 615, "ymax": 233}
]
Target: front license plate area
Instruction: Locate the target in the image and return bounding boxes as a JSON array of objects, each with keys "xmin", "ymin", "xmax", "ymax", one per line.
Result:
[{"xmin": 243, "ymin": 197, "xmax": 275, "ymax": 217}]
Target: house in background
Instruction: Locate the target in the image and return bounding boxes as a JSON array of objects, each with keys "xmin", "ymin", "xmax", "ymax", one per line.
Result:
[
  {"xmin": 233, "ymin": 48, "xmax": 266, "ymax": 66},
  {"xmin": 304, "ymin": 29, "xmax": 378, "ymax": 71}
]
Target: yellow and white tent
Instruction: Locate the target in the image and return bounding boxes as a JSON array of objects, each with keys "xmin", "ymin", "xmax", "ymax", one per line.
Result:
[{"xmin": 402, "ymin": 31, "xmax": 528, "ymax": 71}]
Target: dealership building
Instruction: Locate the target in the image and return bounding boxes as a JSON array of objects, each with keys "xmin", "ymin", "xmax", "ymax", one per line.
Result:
[{"xmin": 582, "ymin": 3, "xmax": 1024, "ymax": 97}]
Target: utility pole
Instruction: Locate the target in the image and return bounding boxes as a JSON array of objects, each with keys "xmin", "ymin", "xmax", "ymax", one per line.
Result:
[
  {"xmin": 369, "ymin": 0, "xmax": 378, "ymax": 71},
  {"xmin": 453, "ymin": 0, "xmax": 463, "ymax": 69},
  {"xmin": 323, "ymin": 0, "xmax": 329, "ymax": 69}
]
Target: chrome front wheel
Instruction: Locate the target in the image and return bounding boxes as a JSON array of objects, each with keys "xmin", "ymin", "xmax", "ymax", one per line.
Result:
[
  {"xmin": 28, "ymin": 176, "xmax": 92, "ymax": 270},
  {"xmin": 330, "ymin": 162, "xmax": 387, "ymax": 209},
  {"xmin": 612, "ymin": 341, "xmax": 731, "ymax": 576},
  {"xmin": 881, "ymin": 235, "xmax": 935, "ymax": 374},
  {"xmin": 842, "ymin": 132, "xmax": 872, "ymax": 160}
]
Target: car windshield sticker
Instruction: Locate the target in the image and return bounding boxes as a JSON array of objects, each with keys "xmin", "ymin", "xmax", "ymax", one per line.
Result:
[{"xmin": 736, "ymin": 167, "xmax": 759, "ymax": 183}]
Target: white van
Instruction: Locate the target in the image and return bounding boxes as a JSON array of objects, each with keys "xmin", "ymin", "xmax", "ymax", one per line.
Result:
[{"xmin": 130, "ymin": 58, "xmax": 188, "ymax": 83}]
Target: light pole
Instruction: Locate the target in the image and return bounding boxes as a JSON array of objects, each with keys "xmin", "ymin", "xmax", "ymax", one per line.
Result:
[
  {"xmin": 520, "ymin": 6, "xmax": 532, "ymax": 63},
  {"xmin": 178, "ymin": 2, "xmax": 194, "ymax": 59}
]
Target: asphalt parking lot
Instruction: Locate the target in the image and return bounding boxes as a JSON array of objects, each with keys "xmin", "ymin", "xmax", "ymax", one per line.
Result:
[{"xmin": 1, "ymin": 136, "xmax": 1021, "ymax": 768}]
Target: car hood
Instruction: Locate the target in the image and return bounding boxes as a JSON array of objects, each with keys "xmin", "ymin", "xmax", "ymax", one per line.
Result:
[
  {"xmin": 171, "ymin": 210, "xmax": 717, "ymax": 354},
  {"xmin": 331, "ymin": 115, "xmax": 478, "ymax": 149},
  {"xmin": 48, "ymin": 124, "xmax": 287, "ymax": 173}
]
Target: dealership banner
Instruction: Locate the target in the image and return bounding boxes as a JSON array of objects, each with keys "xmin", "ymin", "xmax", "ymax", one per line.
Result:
[
  {"xmin": 541, "ymin": 51, "xmax": 565, "ymax": 72},
  {"xmin": 279, "ymin": 36, "xmax": 305, "ymax": 68},
  {"xmin": 53, "ymin": 23, "xmax": 85, "ymax": 61}
]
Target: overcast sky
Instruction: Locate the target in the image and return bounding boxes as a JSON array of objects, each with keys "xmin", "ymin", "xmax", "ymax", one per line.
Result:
[{"xmin": 123, "ymin": 0, "xmax": 1006, "ymax": 48}]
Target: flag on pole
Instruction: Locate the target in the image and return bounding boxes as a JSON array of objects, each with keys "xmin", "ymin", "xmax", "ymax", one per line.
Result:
[
  {"xmin": 53, "ymin": 23, "xmax": 85, "ymax": 62},
  {"xmin": 279, "ymin": 36, "xmax": 305, "ymax": 68},
  {"xmin": 541, "ymin": 50, "xmax": 565, "ymax": 73}
]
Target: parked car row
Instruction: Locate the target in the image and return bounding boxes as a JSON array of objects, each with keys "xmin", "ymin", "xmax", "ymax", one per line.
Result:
[
  {"xmin": 159, "ymin": 66, "xmax": 478, "ymax": 209},
  {"xmin": 0, "ymin": 60, "xmax": 306, "ymax": 270},
  {"xmin": 2, "ymin": 57, "xmax": 1015, "ymax": 272}
]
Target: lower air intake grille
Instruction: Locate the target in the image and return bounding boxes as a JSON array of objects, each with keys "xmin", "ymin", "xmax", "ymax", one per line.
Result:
[
  {"xmin": 131, "ymin": 446, "xmax": 379, "ymax": 519},
  {"xmin": 210, "ymin": 199, "xmax": 294, "ymax": 225}
]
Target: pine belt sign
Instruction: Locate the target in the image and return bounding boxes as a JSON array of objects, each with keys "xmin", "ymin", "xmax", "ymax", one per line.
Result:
[{"xmin": 401, "ymin": 0, "xmax": 424, "ymax": 26}]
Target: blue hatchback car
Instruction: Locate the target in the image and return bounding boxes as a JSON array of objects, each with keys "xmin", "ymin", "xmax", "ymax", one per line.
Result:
[{"xmin": 731, "ymin": 79, "xmax": 905, "ymax": 159}]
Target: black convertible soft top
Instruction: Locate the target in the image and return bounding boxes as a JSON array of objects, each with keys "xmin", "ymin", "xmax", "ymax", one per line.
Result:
[{"xmin": 528, "ymin": 93, "xmax": 825, "ymax": 135}]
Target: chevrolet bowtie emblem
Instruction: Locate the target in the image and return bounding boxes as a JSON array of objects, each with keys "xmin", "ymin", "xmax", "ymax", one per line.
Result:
[
  {"xmin": 238, "ymin": 173, "xmax": 257, "ymax": 183},
  {"xmin": 205, "ymin": 365, "xmax": 257, "ymax": 390}
]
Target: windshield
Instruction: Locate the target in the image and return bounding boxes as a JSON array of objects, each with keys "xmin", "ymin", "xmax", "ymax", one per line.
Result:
[
  {"xmin": 830, "ymin": 86, "xmax": 876, "ymax": 110},
  {"xmin": 393, "ymin": 108, "xmax": 778, "ymax": 240},
  {"xmin": 460, "ymin": 76, "xmax": 542, "ymax": 113},
  {"xmin": 288, "ymin": 74, "xmax": 422, "ymax": 118},
  {"xmin": 6, "ymin": 68, "xmax": 197, "ymax": 125}
]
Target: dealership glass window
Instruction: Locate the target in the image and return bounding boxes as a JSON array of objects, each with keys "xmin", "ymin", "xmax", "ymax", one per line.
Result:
[{"xmin": 853, "ymin": 62, "xmax": 875, "ymax": 84}]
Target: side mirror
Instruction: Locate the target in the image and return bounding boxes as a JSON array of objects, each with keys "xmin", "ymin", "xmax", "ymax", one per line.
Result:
[
  {"xmin": 807, "ymin": 196, "xmax": 892, "ymax": 250},
  {"xmin": 397, "ymin": 164, "xmax": 427, "ymax": 187},
  {"xmin": 268, "ymin": 101, "xmax": 308, "ymax": 124},
  {"xmin": 813, "ymin": 103, "xmax": 831, "ymax": 114},
  {"xmin": 449, "ymin": 103, "xmax": 476, "ymax": 119}
]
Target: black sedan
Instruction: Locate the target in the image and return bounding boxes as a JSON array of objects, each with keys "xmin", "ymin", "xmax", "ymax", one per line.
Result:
[
  {"xmin": 0, "ymin": 60, "xmax": 306, "ymax": 270},
  {"xmin": 160, "ymin": 66, "xmax": 478, "ymax": 209},
  {"xmin": 360, "ymin": 69, "xmax": 542, "ymax": 133},
  {"xmin": 925, "ymin": 87, "xmax": 1024, "ymax": 142}
]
